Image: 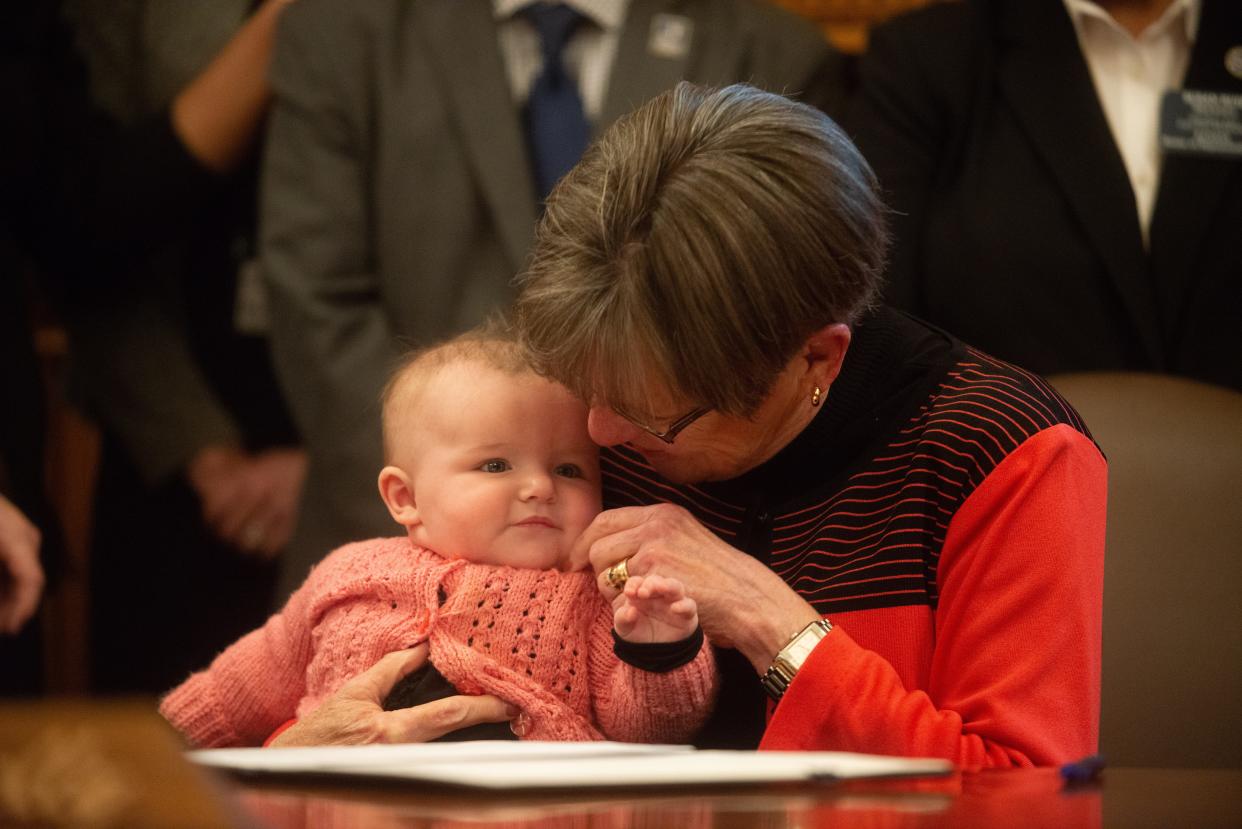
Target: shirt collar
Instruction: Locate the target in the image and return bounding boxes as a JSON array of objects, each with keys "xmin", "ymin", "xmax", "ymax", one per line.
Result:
[
  {"xmin": 1062, "ymin": 0, "xmax": 1200, "ymax": 44},
  {"xmin": 696, "ymin": 307, "xmax": 962, "ymax": 505},
  {"xmin": 493, "ymin": 0, "xmax": 628, "ymax": 31}
]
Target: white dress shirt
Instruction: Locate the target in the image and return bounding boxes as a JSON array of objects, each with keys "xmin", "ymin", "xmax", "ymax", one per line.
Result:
[
  {"xmin": 1063, "ymin": 0, "xmax": 1200, "ymax": 244},
  {"xmin": 493, "ymin": 0, "xmax": 630, "ymax": 122}
]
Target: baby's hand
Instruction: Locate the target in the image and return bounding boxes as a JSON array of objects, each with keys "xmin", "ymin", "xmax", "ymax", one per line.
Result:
[{"xmin": 613, "ymin": 574, "xmax": 699, "ymax": 644}]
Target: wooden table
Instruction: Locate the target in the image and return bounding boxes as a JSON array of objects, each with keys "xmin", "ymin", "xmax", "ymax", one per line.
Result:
[
  {"xmin": 3, "ymin": 700, "xmax": 1239, "ymax": 828},
  {"xmin": 231, "ymin": 767, "xmax": 1242, "ymax": 829}
]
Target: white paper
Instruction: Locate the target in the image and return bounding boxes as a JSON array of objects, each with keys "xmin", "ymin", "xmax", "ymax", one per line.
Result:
[
  {"xmin": 190, "ymin": 740, "xmax": 687, "ymax": 772},
  {"xmin": 189, "ymin": 741, "xmax": 951, "ymax": 789}
]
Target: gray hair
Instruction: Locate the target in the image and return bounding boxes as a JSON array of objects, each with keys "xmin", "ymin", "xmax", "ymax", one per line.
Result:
[{"xmin": 514, "ymin": 82, "xmax": 888, "ymax": 418}]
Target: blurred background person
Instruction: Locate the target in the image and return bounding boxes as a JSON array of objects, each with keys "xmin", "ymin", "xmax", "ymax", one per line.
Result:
[
  {"xmin": 849, "ymin": 0, "xmax": 1242, "ymax": 390},
  {"xmin": 0, "ymin": 0, "xmax": 173, "ymax": 696},
  {"xmin": 37, "ymin": 0, "xmax": 303, "ymax": 695},
  {"xmin": 0, "ymin": 496, "xmax": 43, "ymax": 641},
  {"xmin": 0, "ymin": 258, "xmax": 48, "ymax": 662},
  {"xmin": 260, "ymin": 0, "xmax": 851, "ymax": 602}
]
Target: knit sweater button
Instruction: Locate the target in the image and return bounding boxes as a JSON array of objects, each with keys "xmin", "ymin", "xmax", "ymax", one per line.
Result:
[{"xmin": 412, "ymin": 607, "xmax": 431, "ymax": 636}]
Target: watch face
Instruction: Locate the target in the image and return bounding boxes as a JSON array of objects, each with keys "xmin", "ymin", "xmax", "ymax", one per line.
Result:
[
  {"xmin": 785, "ymin": 636, "xmax": 820, "ymax": 665},
  {"xmin": 785, "ymin": 621, "xmax": 830, "ymax": 664},
  {"xmin": 762, "ymin": 620, "xmax": 831, "ymax": 701}
]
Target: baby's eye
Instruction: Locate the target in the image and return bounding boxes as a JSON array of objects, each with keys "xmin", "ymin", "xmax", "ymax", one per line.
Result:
[
  {"xmin": 480, "ymin": 459, "xmax": 510, "ymax": 473},
  {"xmin": 554, "ymin": 463, "xmax": 583, "ymax": 479}
]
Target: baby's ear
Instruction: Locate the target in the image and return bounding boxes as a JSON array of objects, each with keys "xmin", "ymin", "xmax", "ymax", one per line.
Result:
[{"xmin": 378, "ymin": 466, "xmax": 420, "ymax": 527}]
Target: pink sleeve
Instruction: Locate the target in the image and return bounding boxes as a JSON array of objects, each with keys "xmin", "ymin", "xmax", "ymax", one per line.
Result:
[
  {"xmin": 587, "ymin": 610, "xmax": 718, "ymax": 744},
  {"xmin": 760, "ymin": 425, "xmax": 1105, "ymax": 768},
  {"xmin": 159, "ymin": 569, "xmax": 321, "ymax": 748}
]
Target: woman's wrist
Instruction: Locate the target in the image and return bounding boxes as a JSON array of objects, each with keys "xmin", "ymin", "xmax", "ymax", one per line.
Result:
[{"xmin": 734, "ymin": 591, "xmax": 822, "ymax": 675}]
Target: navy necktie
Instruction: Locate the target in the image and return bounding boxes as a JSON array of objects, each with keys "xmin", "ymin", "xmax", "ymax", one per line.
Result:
[{"xmin": 523, "ymin": 3, "xmax": 590, "ymax": 199}]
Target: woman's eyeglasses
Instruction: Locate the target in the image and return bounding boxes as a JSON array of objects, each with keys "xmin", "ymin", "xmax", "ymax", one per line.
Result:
[{"xmin": 612, "ymin": 405, "xmax": 712, "ymax": 444}]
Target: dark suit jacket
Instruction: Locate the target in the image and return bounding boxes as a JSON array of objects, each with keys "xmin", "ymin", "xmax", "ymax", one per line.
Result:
[
  {"xmin": 260, "ymin": 0, "xmax": 846, "ymax": 597},
  {"xmin": 849, "ymin": 0, "xmax": 1242, "ymax": 389},
  {"xmin": 62, "ymin": 0, "xmax": 298, "ymax": 486},
  {"xmin": 55, "ymin": 1, "xmax": 300, "ymax": 694}
]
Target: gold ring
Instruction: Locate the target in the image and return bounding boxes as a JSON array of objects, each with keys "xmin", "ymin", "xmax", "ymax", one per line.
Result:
[{"xmin": 604, "ymin": 558, "xmax": 630, "ymax": 591}]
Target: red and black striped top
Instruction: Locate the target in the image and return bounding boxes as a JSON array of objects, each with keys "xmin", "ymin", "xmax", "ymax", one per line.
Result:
[
  {"xmin": 601, "ymin": 307, "xmax": 1105, "ymax": 762},
  {"xmin": 605, "ymin": 309, "xmax": 1092, "ymax": 612}
]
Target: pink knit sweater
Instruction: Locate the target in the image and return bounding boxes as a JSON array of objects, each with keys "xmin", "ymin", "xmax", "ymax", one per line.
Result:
[{"xmin": 160, "ymin": 537, "xmax": 716, "ymax": 747}]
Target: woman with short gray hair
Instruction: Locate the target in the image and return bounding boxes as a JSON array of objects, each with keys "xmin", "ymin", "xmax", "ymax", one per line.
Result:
[{"xmin": 515, "ymin": 83, "xmax": 1106, "ymax": 767}]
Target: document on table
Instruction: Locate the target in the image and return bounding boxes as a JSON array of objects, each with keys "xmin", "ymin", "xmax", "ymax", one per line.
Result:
[{"xmin": 189, "ymin": 741, "xmax": 952, "ymax": 790}]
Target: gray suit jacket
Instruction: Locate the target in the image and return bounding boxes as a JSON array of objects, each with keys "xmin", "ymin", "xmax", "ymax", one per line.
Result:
[{"xmin": 261, "ymin": 0, "xmax": 844, "ymax": 598}]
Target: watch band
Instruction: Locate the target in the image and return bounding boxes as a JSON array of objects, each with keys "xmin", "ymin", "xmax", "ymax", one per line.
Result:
[{"xmin": 760, "ymin": 618, "xmax": 832, "ymax": 701}]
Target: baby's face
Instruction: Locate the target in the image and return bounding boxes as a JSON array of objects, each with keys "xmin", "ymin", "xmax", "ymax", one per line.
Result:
[{"xmin": 399, "ymin": 365, "xmax": 601, "ymax": 570}]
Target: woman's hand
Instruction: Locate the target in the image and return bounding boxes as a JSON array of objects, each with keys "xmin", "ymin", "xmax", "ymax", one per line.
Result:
[
  {"xmin": 268, "ymin": 645, "xmax": 516, "ymax": 746},
  {"xmin": 572, "ymin": 503, "xmax": 820, "ymax": 674}
]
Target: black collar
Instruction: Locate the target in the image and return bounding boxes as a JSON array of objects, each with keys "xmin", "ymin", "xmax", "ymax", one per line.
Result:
[{"xmin": 699, "ymin": 307, "xmax": 962, "ymax": 507}]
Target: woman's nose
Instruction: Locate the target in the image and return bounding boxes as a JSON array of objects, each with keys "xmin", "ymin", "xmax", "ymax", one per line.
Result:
[{"xmin": 587, "ymin": 406, "xmax": 638, "ymax": 447}]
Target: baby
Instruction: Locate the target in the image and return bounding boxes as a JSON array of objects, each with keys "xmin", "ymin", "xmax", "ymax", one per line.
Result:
[{"xmin": 161, "ymin": 328, "xmax": 716, "ymax": 746}]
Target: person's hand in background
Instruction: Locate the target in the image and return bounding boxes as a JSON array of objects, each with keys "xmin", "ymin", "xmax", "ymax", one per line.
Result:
[
  {"xmin": 187, "ymin": 446, "xmax": 307, "ymax": 559},
  {"xmin": 0, "ymin": 494, "xmax": 44, "ymax": 634}
]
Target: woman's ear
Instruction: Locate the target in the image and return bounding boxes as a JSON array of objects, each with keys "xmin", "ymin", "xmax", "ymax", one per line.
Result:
[
  {"xmin": 802, "ymin": 323, "xmax": 852, "ymax": 389},
  {"xmin": 378, "ymin": 465, "xmax": 420, "ymax": 527}
]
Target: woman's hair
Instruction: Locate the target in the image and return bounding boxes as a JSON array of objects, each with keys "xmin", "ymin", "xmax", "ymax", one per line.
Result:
[
  {"xmin": 380, "ymin": 317, "xmax": 529, "ymax": 459},
  {"xmin": 514, "ymin": 82, "xmax": 889, "ymax": 419}
]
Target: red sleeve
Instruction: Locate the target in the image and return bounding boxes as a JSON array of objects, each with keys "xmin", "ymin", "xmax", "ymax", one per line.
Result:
[
  {"xmin": 760, "ymin": 425, "xmax": 1105, "ymax": 768},
  {"xmin": 263, "ymin": 719, "xmax": 298, "ymax": 747}
]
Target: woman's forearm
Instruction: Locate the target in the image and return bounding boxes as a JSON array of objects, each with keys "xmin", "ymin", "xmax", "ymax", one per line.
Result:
[
  {"xmin": 729, "ymin": 585, "xmax": 822, "ymax": 677},
  {"xmin": 170, "ymin": 0, "xmax": 295, "ymax": 172}
]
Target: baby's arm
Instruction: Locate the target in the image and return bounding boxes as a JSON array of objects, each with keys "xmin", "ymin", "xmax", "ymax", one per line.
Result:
[
  {"xmin": 159, "ymin": 544, "xmax": 362, "ymax": 747},
  {"xmin": 588, "ymin": 575, "xmax": 717, "ymax": 744},
  {"xmin": 159, "ymin": 607, "xmax": 309, "ymax": 748},
  {"xmin": 613, "ymin": 573, "xmax": 698, "ymax": 643}
]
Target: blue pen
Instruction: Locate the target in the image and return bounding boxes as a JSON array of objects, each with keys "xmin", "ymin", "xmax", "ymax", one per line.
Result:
[{"xmin": 1060, "ymin": 754, "xmax": 1106, "ymax": 786}]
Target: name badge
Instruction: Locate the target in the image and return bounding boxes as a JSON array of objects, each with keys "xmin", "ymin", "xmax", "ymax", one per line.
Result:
[
  {"xmin": 648, "ymin": 13, "xmax": 693, "ymax": 60},
  {"xmin": 1159, "ymin": 88, "xmax": 1242, "ymax": 159}
]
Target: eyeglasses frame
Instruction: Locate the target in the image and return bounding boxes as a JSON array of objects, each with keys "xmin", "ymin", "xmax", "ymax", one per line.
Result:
[{"xmin": 613, "ymin": 404, "xmax": 712, "ymax": 445}]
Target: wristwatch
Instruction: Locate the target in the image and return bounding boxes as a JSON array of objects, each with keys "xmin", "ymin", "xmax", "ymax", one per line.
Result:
[{"xmin": 760, "ymin": 618, "xmax": 832, "ymax": 701}]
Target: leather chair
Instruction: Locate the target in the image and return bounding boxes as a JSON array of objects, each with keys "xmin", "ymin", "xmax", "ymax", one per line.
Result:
[{"xmin": 1048, "ymin": 372, "xmax": 1242, "ymax": 768}]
